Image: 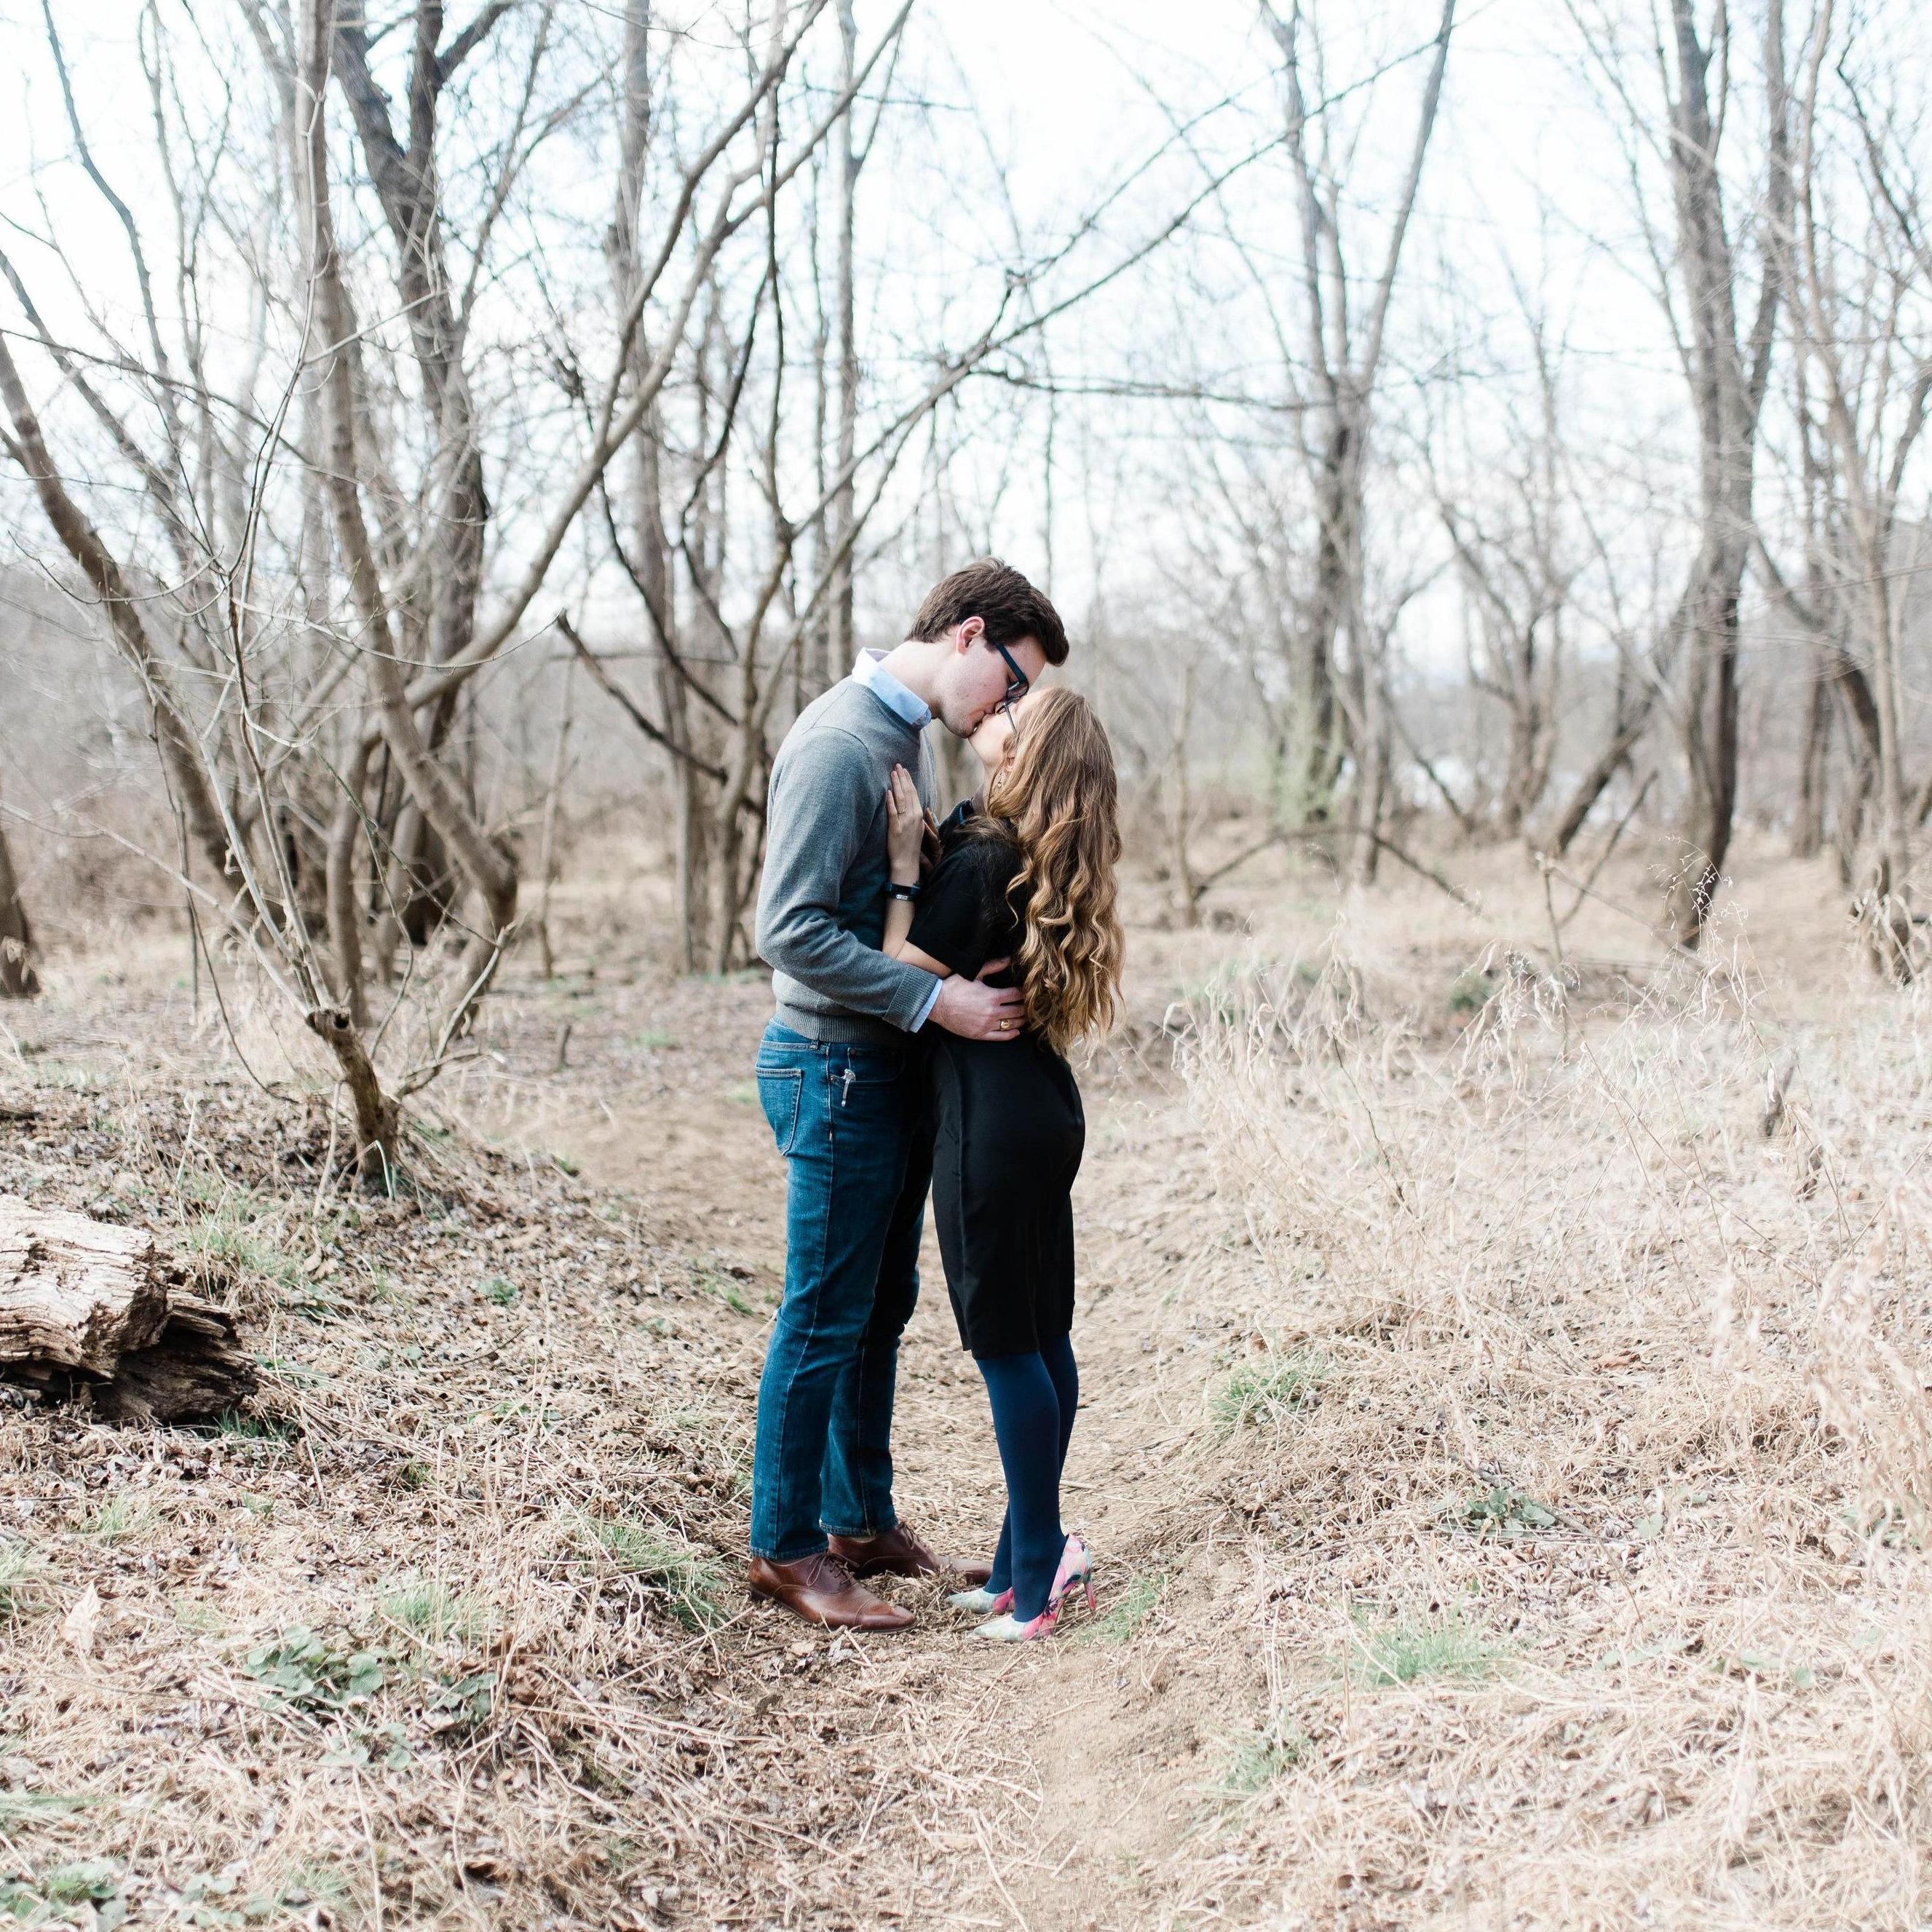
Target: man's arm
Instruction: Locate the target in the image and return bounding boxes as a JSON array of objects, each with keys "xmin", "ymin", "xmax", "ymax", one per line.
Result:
[
  {"xmin": 879, "ymin": 767, "xmax": 1023, "ymax": 1042},
  {"xmin": 754, "ymin": 729, "xmax": 943, "ymax": 1032}
]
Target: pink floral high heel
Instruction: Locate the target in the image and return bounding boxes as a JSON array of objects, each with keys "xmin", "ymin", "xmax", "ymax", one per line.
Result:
[
  {"xmin": 972, "ymin": 1537, "xmax": 1095, "ymax": 1642},
  {"xmin": 974, "ymin": 1603, "xmax": 1058, "ymax": 1642},
  {"xmin": 1048, "ymin": 1535, "xmax": 1096, "ymax": 1618},
  {"xmin": 948, "ymin": 1583, "xmax": 1013, "ymax": 1615}
]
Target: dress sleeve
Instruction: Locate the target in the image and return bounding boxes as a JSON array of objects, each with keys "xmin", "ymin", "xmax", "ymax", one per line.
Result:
[{"xmin": 908, "ymin": 840, "xmax": 1007, "ymax": 981}]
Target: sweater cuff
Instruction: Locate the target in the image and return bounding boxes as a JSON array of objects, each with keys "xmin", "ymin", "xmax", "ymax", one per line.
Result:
[{"xmin": 909, "ymin": 975, "xmax": 942, "ymax": 1032}]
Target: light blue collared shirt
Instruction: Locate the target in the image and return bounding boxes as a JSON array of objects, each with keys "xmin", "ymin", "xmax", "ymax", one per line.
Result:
[
  {"xmin": 850, "ymin": 650, "xmax": 941, "ymax": 1029},
  {"xmin": 852, "ymin": 648, "xmax": 932, "ymax": 729}
]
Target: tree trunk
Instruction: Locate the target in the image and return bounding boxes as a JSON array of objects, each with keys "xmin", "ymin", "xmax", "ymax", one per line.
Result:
[
  {"xmin": 0, "ymin": 800, "xmax": 36, "ymax": 999},
  {"xmin": 1284, "ymin": 425, "xmax": 1352, "ymax": 826},
  {"xmin": 305, "ymin": 1006, "xmax": 402, "ymax": 1187},
  {"xmin": 1347, "ymin": 623, "xmax": 1390, "ymax": 886},
  {"xmin": 827, "ymin": 0, "xmax": 859, "ymax": 676},
  {"xmin": 1792, "ymin": 662, "xmax": 1831, "ymax": 858},
  {"xmin": 1663, "ymin": 549, "xmax": 1746, "ymax": 945},
  {"xmin": 1656, "ymin": 0, "xmax": 1788, "ymax": 948},
  {"xmin": 1494, "ymin": 621, "xmax": 1551, "ymax": 841},
  {"xmin": 1548, "ymin": 654, "xmax": 1660, "ymax": 860}
]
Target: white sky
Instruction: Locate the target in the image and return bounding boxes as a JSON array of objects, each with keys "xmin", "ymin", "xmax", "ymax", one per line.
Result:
[{"xmin": 1, "ymin": 0, "xmax": 1925, "ymax": 670}]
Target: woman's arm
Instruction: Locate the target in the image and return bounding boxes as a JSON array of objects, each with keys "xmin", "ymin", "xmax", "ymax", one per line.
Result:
[{"xmin": 883, "ymin": 765, "xmax": 953, "ymax": 975}]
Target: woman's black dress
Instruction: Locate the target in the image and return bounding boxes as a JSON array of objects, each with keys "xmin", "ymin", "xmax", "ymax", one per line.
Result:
[{"xmin": 910, "ymin": 809, "xmax": 1086, "ymax": 1359}]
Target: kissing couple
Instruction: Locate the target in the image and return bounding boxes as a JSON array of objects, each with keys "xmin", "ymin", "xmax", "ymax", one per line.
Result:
[{"xmin": 746, "ymin": 558, "xmax": 1123, "ymax": 1640}]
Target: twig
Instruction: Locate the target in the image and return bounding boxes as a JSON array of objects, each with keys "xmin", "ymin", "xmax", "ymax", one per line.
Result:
[{"xmin": 1554, "ymin": 769, "xmax": 1655, "ymax": 927}]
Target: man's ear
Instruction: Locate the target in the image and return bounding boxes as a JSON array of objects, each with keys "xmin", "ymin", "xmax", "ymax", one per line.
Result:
[{"xmin": 957, "ymin": 615, "xmax": 984, "ymax": 652}]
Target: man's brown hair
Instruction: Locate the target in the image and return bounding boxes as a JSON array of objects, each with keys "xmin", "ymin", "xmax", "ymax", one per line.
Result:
[{"xmin": 908, "ymin": 558, "xmax": 1068, "ymax": 666}]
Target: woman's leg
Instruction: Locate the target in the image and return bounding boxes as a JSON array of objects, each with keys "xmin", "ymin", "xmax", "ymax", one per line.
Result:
[
  {"xmin": 1040, "ymin": 1331, "xmax": 1080, "ymax": 1450},
  {"xmin": 987, "ymin": 1331, "xmax": 1080, "ymax": 1593},
  {"xmin": 976, "ymin": 1350, "xmax": 1065, "ymax": 1619}
]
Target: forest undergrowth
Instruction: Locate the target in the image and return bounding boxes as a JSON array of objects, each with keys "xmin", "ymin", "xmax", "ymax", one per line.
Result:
[
  {"xmin": 0, "ymin": 1040, "xmax": 1044, "ymax": 1929},
  {"xmin": 6, "ymin": 845, "xmax": 1932, "ymax": 1930}
]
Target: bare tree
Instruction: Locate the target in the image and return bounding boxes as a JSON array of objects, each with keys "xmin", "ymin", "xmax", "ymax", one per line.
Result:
[
  {"xmin": 1259, "ymin": 0, "xmax": 1456, "ymax": 878},
  {"xmin": 1421, "ymin": 290, "xmax": 1583, "ymax": 844},
  {"xmin": 578, "ymin": 13, "xmax": 1267, "ymax": 968},
  {"xmin": 1, "ymin": 0, "xmax": 873, "ymax": 1175},
  {"xmin": 1777, "ymin": 1, "xmax": 1932, "ymax": 972},
  {"xmin": 1569, "ymin": 0, "xmax": 1794, "ymax": 945}
]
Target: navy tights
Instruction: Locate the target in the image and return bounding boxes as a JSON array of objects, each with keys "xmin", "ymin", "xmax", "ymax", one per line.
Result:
[{"xmin": 976, "ymin": 1333, "xmax": 1079, "ymax": 1620}]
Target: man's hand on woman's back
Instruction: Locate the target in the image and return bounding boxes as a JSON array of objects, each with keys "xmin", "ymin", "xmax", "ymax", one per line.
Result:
[{"xmin": 928, "ymin": 959, "xmax": 1023, "ymax": 1041}]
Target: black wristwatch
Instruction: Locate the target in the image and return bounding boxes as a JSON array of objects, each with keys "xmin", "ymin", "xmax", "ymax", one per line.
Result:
[{"xmin": 885, "ymin": 879, "xmax": 922, "ymax": 902}]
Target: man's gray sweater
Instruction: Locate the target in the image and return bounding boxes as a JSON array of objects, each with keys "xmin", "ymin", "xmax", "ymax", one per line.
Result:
[{"xmin": 754, "ymin": 677, "xmax": 939, "ymax": 1044}]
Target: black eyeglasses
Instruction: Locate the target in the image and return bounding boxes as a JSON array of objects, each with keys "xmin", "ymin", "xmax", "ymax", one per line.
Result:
[{"xmin": 988, "ymin": 637, "xmax": 1031, "ymax": 716}]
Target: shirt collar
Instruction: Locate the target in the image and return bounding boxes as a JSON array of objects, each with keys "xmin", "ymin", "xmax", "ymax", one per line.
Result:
[{"xmin": 852, "ymin": 649, "xmax": 931, "ymax": 730}]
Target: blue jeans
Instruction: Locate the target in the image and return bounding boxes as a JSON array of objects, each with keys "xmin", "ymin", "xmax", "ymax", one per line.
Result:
[{"xmin": 749, "ymin": 1021, "xmax": 932, "ymax": 1561}]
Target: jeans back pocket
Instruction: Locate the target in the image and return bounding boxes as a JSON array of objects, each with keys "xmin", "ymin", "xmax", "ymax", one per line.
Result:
[{"xmin": 756, "ymin": 1066, "xmax": 804, "ymax": 1155}]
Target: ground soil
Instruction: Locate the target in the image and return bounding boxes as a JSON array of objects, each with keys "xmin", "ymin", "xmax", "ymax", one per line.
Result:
[
  {"xmin": 0, "ymin": 823, "xmax": 1285, "ymax": 1931},
  {"xmin": 6, "ymin": 823, "xmax": 1925, "ymax": 1929}
]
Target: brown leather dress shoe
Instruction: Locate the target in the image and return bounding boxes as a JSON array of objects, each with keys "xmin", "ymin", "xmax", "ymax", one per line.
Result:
[
  {"xmin": 747, "ymin": 1552, "xmax": 914, "ymax": 1631},
  {"xmin": 827, "ymin": 1524, "xmax": 994, "ymax": 1587}
]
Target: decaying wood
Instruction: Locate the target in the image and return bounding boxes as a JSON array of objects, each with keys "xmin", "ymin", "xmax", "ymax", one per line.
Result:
[
  {"xmin": 101, "ymin": 1296, "xmax": 258, "ymax": 1427},
  {"xmin": 0, "ymin": 1195, "xmax": 256, "ymax": 1423}
]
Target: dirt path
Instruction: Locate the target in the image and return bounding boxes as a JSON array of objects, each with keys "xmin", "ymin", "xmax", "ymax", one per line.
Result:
[{"xmin": 532, "ymin": 969, "xmax": 1259, "ymax": 1929}]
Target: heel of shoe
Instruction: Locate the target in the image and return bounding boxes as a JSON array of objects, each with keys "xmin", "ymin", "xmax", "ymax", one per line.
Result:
[{"xmin": 1045, "ymin": 1534, "xmax": 1096, "ymax": 1620}]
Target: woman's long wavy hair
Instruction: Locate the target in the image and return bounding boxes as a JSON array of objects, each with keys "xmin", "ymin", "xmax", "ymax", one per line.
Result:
[{"xmin": 977, "ymin": 685, "xmax": 1124, "ymax": 1053}]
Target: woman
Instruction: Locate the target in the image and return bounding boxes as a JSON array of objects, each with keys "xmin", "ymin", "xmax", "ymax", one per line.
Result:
[{"xmin": 879, "ymin": 684, "xmax": 1124, "ymax": 1641}]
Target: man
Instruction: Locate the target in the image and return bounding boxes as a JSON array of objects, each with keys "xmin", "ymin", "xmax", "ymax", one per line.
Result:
[{"xmin": 748, "ymin": 558, "xmax": 1069, "ymax": 1630}]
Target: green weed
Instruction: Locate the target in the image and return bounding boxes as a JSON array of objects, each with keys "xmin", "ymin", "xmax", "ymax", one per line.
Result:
[
  {"xmin": 0, "ymin": 1792, "xmax": 91, "ymax": 1826},
  {"xmin": 1211, "ymin": 1353, "xmax": 1323, "ymax": 1432},
  {"xmin": 1447, "ymin": 966, "xmax": 1497, "ymax": 1014},
  {"xmin": 589, "ymin": 1514, "xmax": 729, "ymax": 1631},
  {"xmin": 277, "ymin": 1865, "xmax": 353, "ymax": 1916},
  {"xmin": 322, "ymin": 1722, "xmax": 415, "ymax": 1770},
  {"xmin": 245, "ymin": 1625, "xmax": 387, "ymax": 1717},
  {"xmin": 1220, "ymin": 1713, "xmax": 1307, "ymax": 1795},
  {"xmin": 691, "ymin": 1263, "xmax": 755, "ymax": 1316},
  {"xmin": 43, "ymin": 1861, "xmax": 120, "ymax": 1906},
  {"xmin": 381, "ymin": 1577, "xmax": 490, "ymax": 1645},
  {"xmin": 1077, "ymin": 1572, "xmax": 1165, "ymax": 1645},
  {"xmin": 1456, "ymin": 1484, "xmax": 1559, "ymax": 1535},
  {"xmin": 425, "ymin": 1670, "xmax": 495, "ymax": 1734},
  {"xmin": 182, "ymin": 1199, "xmax": 305, "ymax": 1294},
  {"xmin": 0, "ymin": 1538, "xmax": 55, "ymax": 1620},
  {"xmin": 1345, "ymin": 1609, "xmax": 1500, "ymax": 1687},
  {"xmin": 478, "ymin": 1275, "xmax": 518, "ymax": 1307},
  {"xmin": 83, "ymin": 1492, "xmax": 153, "ymax": 1543},
  {"xmin": 215, "ymin": 1408, "xmax": 299, "ymax": 1444}
]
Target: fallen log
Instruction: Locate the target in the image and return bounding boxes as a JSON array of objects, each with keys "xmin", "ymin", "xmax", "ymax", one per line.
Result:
[{"xmin": 0, "ymin": 1195, "xmax": 256, "ymax": 1424}]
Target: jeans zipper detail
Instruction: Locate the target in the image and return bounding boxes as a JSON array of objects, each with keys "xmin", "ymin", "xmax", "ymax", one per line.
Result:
[{"xmin": 839, "ymin": 1066, "xmax": 855, "ymax": 1107}]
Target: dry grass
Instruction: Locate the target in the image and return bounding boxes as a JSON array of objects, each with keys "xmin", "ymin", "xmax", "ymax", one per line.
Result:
[
  {"xmin": 1159, "ymin": 890, "xmax": 1932, "ymax": 1928},
  {"xmin": 0, "ymin": 1047, "xmax": 1041, "ymax": 1929},
  {"xmin": 9, "ymin": 831, "xmax": 1932, "ymax": 1929}
]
